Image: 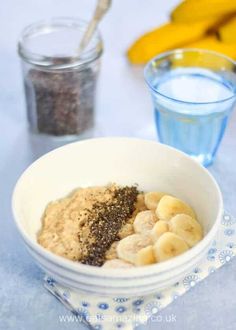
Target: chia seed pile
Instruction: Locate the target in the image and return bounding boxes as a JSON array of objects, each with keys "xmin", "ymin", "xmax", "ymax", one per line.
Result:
[
  {"xmin": 79, "ymin": 186, "xmax": 139, "ymax": 266},
  {"xmin": 24, "ymin": 67, "xmax": 97, "ymax": 136}
]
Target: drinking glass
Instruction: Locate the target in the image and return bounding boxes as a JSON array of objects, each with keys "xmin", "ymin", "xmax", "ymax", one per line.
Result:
[{"xmin": 144, "ymin": 49, "xmax": 236, "ymax": 166}]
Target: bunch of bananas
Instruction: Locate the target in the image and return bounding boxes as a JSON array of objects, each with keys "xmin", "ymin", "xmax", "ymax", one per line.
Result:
[{"xmin": 127, "ymin": 0, "xmax": 236, "ymax": 65}]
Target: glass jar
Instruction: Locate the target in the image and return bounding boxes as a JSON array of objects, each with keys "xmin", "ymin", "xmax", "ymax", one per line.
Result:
[{"xmin": 18, "ymin": 18, "xmax": 103, "ymax": 138}]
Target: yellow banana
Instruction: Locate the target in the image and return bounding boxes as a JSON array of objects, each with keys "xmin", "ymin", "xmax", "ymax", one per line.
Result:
[
  {"xmin": 117, "ymin": 233, "xmax": 153, "ymax": 264},
  {"xmin": 154, "ymin": 232, "xmax": 189, "ymax": 262},
  {"xmin": 171, "ymin": 0, "xmax": 236, "ymax": 23},
  {"xmin": 169, "ymin": 214, "xmax": 203, "ymax": 247},
  {"xmin": 135, "ymin": 245, "xmax": 156, "ymax": 266},
  {"xmin": 133, "ymin": 210, "xmax": 157, "ymax": 234},
  {"xmin": 218, "ymin": 16, "xmax": 236, "ymax": 43},
  {"xmin": 105, "ymin": 241, "xmax": 119, "ymax": 260},
  {"xmin": 185, "ymin": 36, "xmax": 236, "ymax": 60},
  {"xmin": 127, "ymin": 19, "xmax": 219, "ymax": 65},
  {"xmin": 144, "ymin": 192, "xmax": 166, "ymax": 210},
  {"xmin": 156, "ymin": 195, "xmax": 196, "ymax": 221}
]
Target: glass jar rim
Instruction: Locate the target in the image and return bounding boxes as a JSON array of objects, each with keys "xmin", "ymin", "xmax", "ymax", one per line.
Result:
[
  {"xmin": 144, "ymin": 48, "xmax": 236, "ymax": 105},
  {"xmin": 18, "ymin": 17, "xmax": 103, "ymax": 70}
]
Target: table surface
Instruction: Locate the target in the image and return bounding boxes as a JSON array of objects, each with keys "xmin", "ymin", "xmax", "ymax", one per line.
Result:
[{"xmin": 1, "ymin": 1, "xmax": 236, "ymax": 329}]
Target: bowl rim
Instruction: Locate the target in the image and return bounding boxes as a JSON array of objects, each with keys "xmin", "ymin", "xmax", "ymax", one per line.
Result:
[{"xmin": 12, "ymin": 137, "xmax": 223, "ymax": 279}]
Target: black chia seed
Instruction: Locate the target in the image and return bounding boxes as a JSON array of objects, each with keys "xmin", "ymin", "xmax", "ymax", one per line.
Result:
[
  {"xmin": 79, "ymin": 186, "xmax": 139, "ymax": 267},
  {"xmin": 24, "ymin": 67, "xmax": 98, "ymax": 136}
]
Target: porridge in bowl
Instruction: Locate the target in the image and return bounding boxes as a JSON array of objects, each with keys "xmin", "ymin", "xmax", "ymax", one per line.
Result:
[{"xmin": 38, "ymin": 184, "xmax": 203, "ymax": 268}]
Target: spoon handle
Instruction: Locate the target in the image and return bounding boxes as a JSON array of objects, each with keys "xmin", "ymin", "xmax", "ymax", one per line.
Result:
[
  {"xmin": 44, "ymin": 281, "xmax": 95, "ymax": 329},
  {"xmin": 79, "ymin": 0, "xmax": 112, "ymax": 53}
]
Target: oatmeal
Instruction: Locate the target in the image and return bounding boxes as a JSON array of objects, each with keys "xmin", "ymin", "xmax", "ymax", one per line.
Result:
[
  {"xmin": 38, "ymin": 184, "xmax": 139, "ymax": 265},
  {"xmin": 38, "ymin": 185, "xmax": 203, "ymax": 268}
]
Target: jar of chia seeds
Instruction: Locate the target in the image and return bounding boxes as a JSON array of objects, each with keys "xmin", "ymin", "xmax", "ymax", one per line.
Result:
[{"xmin": 18, "ymin": 17, "xmax": 103, "ymax": 138}]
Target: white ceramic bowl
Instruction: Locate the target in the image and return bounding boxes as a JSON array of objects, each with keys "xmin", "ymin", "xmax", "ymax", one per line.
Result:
[{"xmin": 12, "ymin": 138, "xmax": 223, "ymax": 297}]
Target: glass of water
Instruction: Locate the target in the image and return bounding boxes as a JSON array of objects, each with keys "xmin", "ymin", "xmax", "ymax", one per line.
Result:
[{"xmin": 144, "ymin": 49, "xmax": 236, "ymax": 166}]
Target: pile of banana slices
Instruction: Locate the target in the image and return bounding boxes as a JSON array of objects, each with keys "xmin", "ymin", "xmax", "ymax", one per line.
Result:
[{"xmin": 103, "ymin": 193, "xmax": 203, "ymax": 268}]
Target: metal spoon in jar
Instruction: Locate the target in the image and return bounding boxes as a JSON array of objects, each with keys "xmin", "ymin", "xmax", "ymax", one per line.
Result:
[{"xmin": 78, "ymin": 0, "xmax": 112, "ymax": 54}]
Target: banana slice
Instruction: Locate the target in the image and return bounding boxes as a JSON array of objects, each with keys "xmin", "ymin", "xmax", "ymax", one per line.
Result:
[
  {"xmin": 144, "ymin": 192, "xmax": 166, "ymax": 210},
  {"xmin": 151, "ymin": 220, "xmax": 169, "ymax": 243},
  {"xmin": 105, "ymin": 241, "xmax": 119, "ymax": 260},
  {"xmin": 156, "ymin": 195, "xmax": 196, "ymax": 221},
  {"xmin": 117, "ymin": 233, "xmax": 153, "ymax": 264},
  {"xmin": 136, "ymin": 193, "xmax": 147, "ymax": 210},
  {"xmin": 133, "ymin": 210, "xmax": 157, "ymax": 234},
  {"xmin": 135, "ymin": 245, "xmax": 156, "ymax": 266},
  {"xmin": 118, "ymin": 223, "xmax": 134, "ymax": 239},
  {"xmin": 154, "ymin": 232, "xmax": 189, "ymax": 262},
  {"xmin": 102, "ymin": 259, "xmax": 134, "ymax": 268},
  {"xmin": 169, "ymin": 214, "xmax": 203, "ymax": 247}
]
